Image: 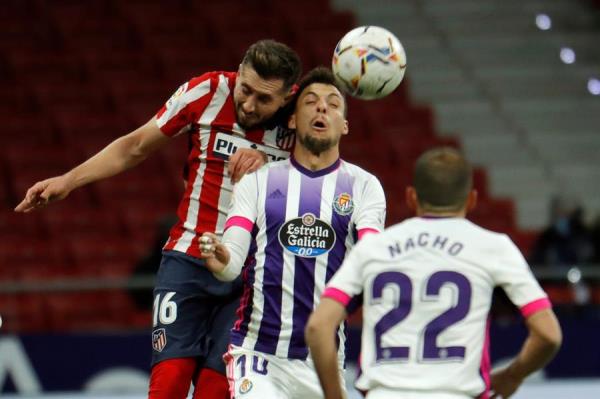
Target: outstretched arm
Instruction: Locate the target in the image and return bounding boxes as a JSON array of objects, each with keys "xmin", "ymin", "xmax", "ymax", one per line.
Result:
[
  {"xmin": 490, "ymin": 308, "xmax": 562, "ymax": 398},
  {"xmin": 305, "ymin": 298, "xmax": 348, "ymax": 399},
  {"xmin": 15, "ymin": 117, "xmax": 170, "ymax": 212}
]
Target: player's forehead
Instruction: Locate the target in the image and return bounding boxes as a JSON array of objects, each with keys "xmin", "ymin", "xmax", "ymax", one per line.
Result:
[
  {"xmin": 238, "ymin": 64, "xmax": 286, "ymax": 96},
  {"xmin": 299, "ymin": 83, "xmax": 343, "ymax": 101}
]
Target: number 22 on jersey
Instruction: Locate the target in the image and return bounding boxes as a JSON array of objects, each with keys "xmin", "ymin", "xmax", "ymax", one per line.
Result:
[{"xmin": 370, "ymin": 271, "xmax": 472, "ymax": 362}]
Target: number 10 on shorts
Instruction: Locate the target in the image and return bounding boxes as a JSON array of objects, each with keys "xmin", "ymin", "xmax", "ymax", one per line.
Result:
[{"xmin": 236, "ymin": 354, "xmax": 269, "ymax": 377}]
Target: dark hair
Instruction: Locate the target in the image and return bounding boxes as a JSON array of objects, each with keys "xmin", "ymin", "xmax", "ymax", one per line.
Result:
[
  {"xmin": 241, "ymin": 39, "xmax": 302, "ymax": 91},
  {"xmin": 291, "ymin": 66, "xmax": 347, "ymax": 115},
  {"xmin": 413, "ymin": 147, "xmax": 472, "ymax": 211}
]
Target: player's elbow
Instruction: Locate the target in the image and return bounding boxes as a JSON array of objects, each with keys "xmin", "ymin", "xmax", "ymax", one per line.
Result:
[
  {"xmin": 530, "ymin": 310, "xmax": 563, "ymax": 353},
  {"xmin": 305, "ymin": 313, "xmax": 325, "ymax": 346},
  {"xmin": 539, "ymin": 324, "xmax": 562, "ymax": 352}
]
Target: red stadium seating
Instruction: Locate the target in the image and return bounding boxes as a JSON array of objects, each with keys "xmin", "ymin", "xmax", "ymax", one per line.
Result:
[{"xmin": 0, "ymin": 0, "xmax": 545, "ymax": 333}]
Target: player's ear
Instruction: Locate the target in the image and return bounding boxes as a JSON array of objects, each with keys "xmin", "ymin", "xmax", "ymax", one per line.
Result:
[
  {"xmin": 465, "ymin": 189, "xmax": 478, "ymax": 214},
  {"xmin": 283, "ymin": 84, "xmax": 298, "ymax": 105},
  {"xmin": 342, "ymin": 120, "xmax": 349, "ymax": 135},
  {"xmin": 288, "ymin": 113, "xmax": 296, "ymax": 130},
  {"xmin": 406, "ymin": 186, "xmax": 418, "ymax": 213}
]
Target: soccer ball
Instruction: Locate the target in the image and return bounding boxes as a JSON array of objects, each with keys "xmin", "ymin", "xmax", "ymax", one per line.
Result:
[{"xmin": 332, "ymin": 26, "xmax": 407, "ymax": 100}]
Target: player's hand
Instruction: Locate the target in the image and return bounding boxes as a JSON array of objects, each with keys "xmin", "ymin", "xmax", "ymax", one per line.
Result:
[
  {"xmin": 199, "ymin": 232, "xmax": 231, "ymax": 273},
  {"xmin": 489, "ymin": 367, "xmax": 523, "ymax": 398},
  {"xmin": 14, "ymin": 175, "xmax": 73, "ymax": 213},
  {"xmin": 228, "ymin": 148, "xmax": 267, "ymax": 184}
]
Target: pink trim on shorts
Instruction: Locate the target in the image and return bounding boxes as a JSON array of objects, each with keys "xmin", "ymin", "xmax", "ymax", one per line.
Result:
[
  {"xmin": 323, "ymin": 287, "xmax": 352, "ymax": 306},
  {"xmin": 520, "ymin": 297, "xmax": 552, "ymax": 318},
  {"xmin": 358, "ymin": 228, "xmax": 379, "ymax": 240},
  {"xmin": 225, "ymin": 216, "xmax": 254, "ymax": 232},
  {"xmin": 478, "ymin": 317, "xmax": 491, "ymax": 399}
]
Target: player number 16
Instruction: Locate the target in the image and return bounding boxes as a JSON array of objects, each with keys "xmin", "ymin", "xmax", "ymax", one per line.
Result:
[{"xmin": 153, "ymin": 292, "xmax": 178, "ymax": 327}]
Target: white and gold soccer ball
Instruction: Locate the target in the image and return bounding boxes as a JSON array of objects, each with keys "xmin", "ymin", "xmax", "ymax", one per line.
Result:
[{"xmin": 332, "ymin": 26, "xmax": 407, "ymax": 100}]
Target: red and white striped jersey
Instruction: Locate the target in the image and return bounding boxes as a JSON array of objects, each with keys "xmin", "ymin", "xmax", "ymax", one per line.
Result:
[{"xmin": 155, "ymin": 71, "xmax": 295, "ymax": 258}]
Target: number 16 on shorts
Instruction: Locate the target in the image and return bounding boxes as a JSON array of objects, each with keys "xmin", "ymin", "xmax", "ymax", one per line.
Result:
[{"xmin": 153, "ymin": 292, "xmax": 178, "ymax": 327}]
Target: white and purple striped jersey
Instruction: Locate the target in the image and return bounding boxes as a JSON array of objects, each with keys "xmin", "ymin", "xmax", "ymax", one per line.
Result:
[
  {"xmin": 323, "ymin": 217, "xmax": 551, "ymax": 398},
  {"xmin": 225, "ymin": 157, "xmax": 386, "ymax": 360}
]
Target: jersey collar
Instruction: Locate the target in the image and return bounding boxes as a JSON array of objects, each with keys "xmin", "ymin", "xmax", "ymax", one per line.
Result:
[{"xmin": 290, "ymin": 156, "xmax": 341, "ymax": 178}]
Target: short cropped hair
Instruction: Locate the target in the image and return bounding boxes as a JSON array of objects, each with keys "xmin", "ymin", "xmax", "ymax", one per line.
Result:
[
  {"xmin": 291, "ymin": 66, "xmax": 347, "ymax": 116},
  {"xmin": 241, "ymin": 40, "xmax": 302, "ymax": 91},
  {"xmin": 413, "ymin": 147, "xmax": 472, "ymax": 211}
]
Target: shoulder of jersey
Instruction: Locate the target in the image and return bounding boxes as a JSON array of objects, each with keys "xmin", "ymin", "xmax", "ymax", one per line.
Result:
[
  {"xmin": 340, "ymin": 159, "xmax": 381, "ymax": 182},
  {"xmin": 464, "ymin": 219, "xmax": 509, "ymax": 240},
  {"xmin": 187, "ymin": 71, "xmax": 236, "ymax": 89}
]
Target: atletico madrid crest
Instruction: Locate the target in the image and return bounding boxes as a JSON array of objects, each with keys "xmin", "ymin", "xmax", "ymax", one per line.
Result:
[{"xmin": 152, "ymin": 328, "xmax": 167, "ymax": 352}]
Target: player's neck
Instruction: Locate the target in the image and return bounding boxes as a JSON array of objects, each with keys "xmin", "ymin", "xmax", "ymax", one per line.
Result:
[
  {"xmin": 292, "ymin": 146, "xmax": 340, "ymax": 172},
  {"xmin": 417, "ymin": 209, "xmax": 466, "ymax": 218}
]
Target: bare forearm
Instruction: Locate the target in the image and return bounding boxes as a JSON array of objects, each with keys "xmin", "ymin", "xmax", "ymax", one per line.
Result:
[
  {"xmin": 506, "ymin": 334, "xmax": 560, "ymax": 379},
  {"xmin": 65, "ymin": 135, "xmax": 148, "ymax": 189},
  {"xmin": 508, "ymin": 309, "xmax": 562, "ymax": 379},
  {"xmin": 306, "ymin": 327, "xmax": 344, "ymax": 399}
]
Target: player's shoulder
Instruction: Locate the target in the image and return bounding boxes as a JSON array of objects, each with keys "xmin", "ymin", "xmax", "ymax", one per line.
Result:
[
  {"xmin": 339, "ymin": 159, "xmax": 382, "ymax": 184},
  {"xmin": 465, "ymin": 220, "xmax": 514, "ymax": 245},
  {"xmin": 185, "ymin": 71, "xmax": 236, "ymax": 91},
  {"xmin": 255, "ymin": 158, "xmax": 291, "ymax": 177}
]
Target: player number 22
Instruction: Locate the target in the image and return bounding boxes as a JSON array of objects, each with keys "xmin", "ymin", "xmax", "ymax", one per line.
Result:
[{"xmin": 371, "ymin": 271, "xmax": 471, "ymax": 362}]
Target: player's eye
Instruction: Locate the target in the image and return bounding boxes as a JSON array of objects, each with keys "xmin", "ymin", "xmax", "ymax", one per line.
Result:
[{"xmin": 258, "ymin": 96, "xmax": 272, "ymax": 104}]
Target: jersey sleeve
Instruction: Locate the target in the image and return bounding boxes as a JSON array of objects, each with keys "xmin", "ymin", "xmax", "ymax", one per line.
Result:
[
  {"xmin": 354, "ymin": 175, "xmax": 386, "ymax": 237},
  {"xmin": 224, "ymin": 171, "xmax": 259, "ymax": 232},
  {"xmin": 493, "ymin": 235, "xmax": 551, "ymax": 318},
  {"xmin": 322, "ymin": 235, "xmax": 373, "ymax": 310},
  {"xmin": 155, "ymin": 73, "xmax": 214, "ymax": 137}
]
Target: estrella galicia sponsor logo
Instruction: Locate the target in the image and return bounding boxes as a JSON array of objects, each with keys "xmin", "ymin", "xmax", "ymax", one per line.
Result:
[
  {"xmin": 239, "ymin": 378, "xmax": 253, "ymax": 394},
  {"xmin": 152, "ymin": 328, "xmax": 167, "ymax": 352},
  {"xmin": 333, "ymin": 192, "xmax": 354, "ymax": 216},
  {"xmin": 278, "ymin": 213, "xmax": 336, "ymax": 257}
]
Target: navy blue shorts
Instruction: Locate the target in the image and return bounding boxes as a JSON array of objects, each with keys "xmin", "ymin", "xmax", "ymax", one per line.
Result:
[{"xmin": 151, "ymin": 250, "xmax": 242, "ymax": 374}]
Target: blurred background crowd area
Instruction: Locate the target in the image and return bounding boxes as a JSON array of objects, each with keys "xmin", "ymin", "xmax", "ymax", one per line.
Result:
[{"xmin": 0, "ymin": 0, "xmax": 599, "ymax": 350}]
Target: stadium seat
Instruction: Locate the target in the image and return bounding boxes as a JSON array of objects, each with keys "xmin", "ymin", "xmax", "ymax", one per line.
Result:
[
  {"xmin": 68, "ymin": 236, "xmax": 143, "ymax": 276},
  {"xmin": 7, "ymin": 50, "xmax": 87, "ymax": 85},
  {"xmin": 31, "ymin": 81, "xmax": 113, "ymax": 115},
  {"xmin": 0, "ymin": 210, "xmax": 46, "ymax": 239},
  {"xmin": 43, "ymin": 208, "xmax": 126, "ymax": 239},
  {"xmin": 3, "ymin": 113, "xmax": 58, "ymax": 145}
]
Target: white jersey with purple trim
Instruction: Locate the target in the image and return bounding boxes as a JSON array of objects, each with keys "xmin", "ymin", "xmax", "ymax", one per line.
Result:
[
  {"xmin": 226, "ymin": 157, "xmax": 385, "ymax": 360},
  {"xmin": 323, "ymin": 217, "xmax": 550, "ymax": 398}
]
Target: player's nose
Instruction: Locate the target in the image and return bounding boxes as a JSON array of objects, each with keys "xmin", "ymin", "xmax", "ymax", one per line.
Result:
[
  {"xmin": 316, "ymin": 97, "xmax": 328, "ymax": 113},
  {"xmin": 242, "ymin": 97, "xmax": 256, "ymax": 114}
]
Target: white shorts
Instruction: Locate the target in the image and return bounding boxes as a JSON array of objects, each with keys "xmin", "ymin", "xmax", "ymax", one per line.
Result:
[
  {"xmin": 366, "ymin": 387, "xmax": 471, "ymax": 399},
  {"xmin": 225, "ymin": 344, "xmax": 345, "ymax": 399}
]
